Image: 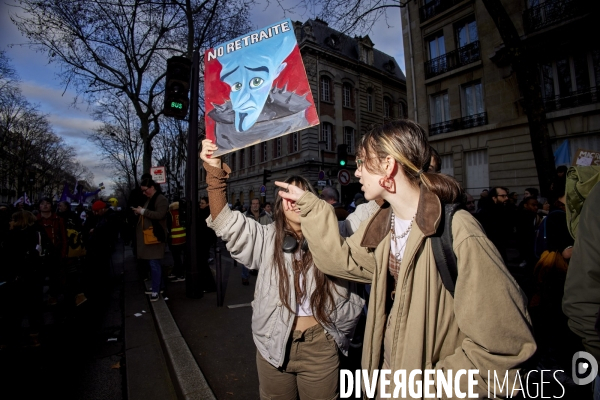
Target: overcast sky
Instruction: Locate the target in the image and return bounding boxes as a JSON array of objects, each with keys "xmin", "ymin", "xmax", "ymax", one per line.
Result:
[{"xmin": 0, "ymin": 1, "xmax": 404, "ymax": 193}]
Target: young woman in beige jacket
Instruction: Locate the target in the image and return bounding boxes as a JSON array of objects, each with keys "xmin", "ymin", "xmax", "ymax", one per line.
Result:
[{"xmin": 279, "ymin": 120, "xmax": 536, "ymax": 399}]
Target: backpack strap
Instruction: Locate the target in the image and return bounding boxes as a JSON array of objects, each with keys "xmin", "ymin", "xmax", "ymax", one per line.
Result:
[{"xmin": 431, "ymin": 203, "xmax": 461, "ymax": 297}]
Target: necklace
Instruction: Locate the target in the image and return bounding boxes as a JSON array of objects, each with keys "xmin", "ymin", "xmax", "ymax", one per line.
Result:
[{"xmin": 390, "ymin": 212, "xmax": 415, "ymax": 262}]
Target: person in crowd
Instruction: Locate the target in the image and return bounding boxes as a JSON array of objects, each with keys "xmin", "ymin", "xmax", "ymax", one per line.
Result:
[
  {"xmin": 278, "ymin": 120, "xmax": 535, "ymax": 398},
  {"xmin": 200, "ymin": 139, "xmax": 364, "ymax": 399},
  {"xmin": 167, "ymin": 201, "xmax": 186, "ymax": 282},
  {"xmin": 515, "ymin": 196, "xmax": 541, "ymax": 273},
  {"xmin": 240, "ymin": 198, "xmax": 273, "ymax": 285},
  {"xmin": 346, "ymin": 192, "xmax": 365, "ymax": 214},
  {"xmin": 476, "ymin": 186, "xmax": 513, "ymax": 262},
  {"xmin": 36, "ymin": 197, "xmax": 68, "ymax": 305},
  {"xmin": 3, "ymin": 210, "xmax": 50, "ymax": 347},
  {"xmin": 56, "ymin": 200, "xmax": 78, "ymax": 229},
  {"xmin": 529, "ymin": 175, "xmax": 580, "ymax": 379},
  {"xmin": 126, "ymin": 173, "xmax": 152, "ymax": 251},
  {"xmin": 196, "ymin": 196, "xmax": 218, "ymax": 291},
  {"xmin": 132, "ymin": 178, "xmax": 168, "ymax": 302},
  {"xmin": 465, "ymin": 192, "xmax": 477, "ymax": 214},
  {"xmin": 199, "ymin": 196, "xmax": 209, "ymax": 211},
  {"xmin": 263, "ymin": 202, "xmax": 273, "ymax": 219},
  {"xmin": 563, "ymin": 179, "xmax": 600, "ymax": 398},
  {"xmin": 84, "ymin": 200, "xmax": 119, "ymax": 297},
  {"xmin": 477, "ymin": 188, "xmax": 491, "ymax": 210},
  {"xmin": 556, "ymin": 165, "xmax": 568, "ymax": 178},
  {"xmin": 320, "ymin": 186, "xmax": 348, "ymax": 221}
]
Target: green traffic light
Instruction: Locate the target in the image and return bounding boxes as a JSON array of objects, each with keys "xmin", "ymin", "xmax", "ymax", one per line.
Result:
[
  {"xmin": 171, "ymin": 101, "xmax": 183, "ymax": 109},
  {"xmin": 339, "ymin": 160, "xmax": 346, "ymax": 166}
]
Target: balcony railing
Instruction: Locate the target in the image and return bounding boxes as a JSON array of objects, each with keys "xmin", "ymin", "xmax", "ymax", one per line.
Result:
[
  {"xmin": 523, "ymin": 0, "xmax": 586, "ymax": 33},
  {"xmin": 424, "ymin": 41, "xmax": 480, "ymax": 79},
  {"xmin": 429, "ymin": 112, "xmax": 487, "ymax": 136},
  {"xmin": 544, "ymin": 86, "xmax": 599, "ymax": 112},
  {"xmin": 419, "ymin": 0, "xmax": 464, "ymax": 22}
]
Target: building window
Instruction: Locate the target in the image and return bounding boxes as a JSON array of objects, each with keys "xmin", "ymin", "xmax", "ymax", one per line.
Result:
[
  {"xmin": 343, "ymin": 83, "xmax": 353, "ymax": 107},
  {"xmin": 274, "ymin": 137, "xmax": 282, "ymax": 158},
  {"xmin": 261, "ymin": 142, "xmax": 268, "ymax": 162},
  {"xmin": 465, "ymin": 149, "xmax": 489, "ymax": 194},
  {"xmin": 344, "ymin": 127, "xmax": 355, "ymax": 154},
  {"xmin": 321, "ymin": 123, "xmax": 332, "ymax": 151},
  {"xmin": 320, "ymin": 76, "xmax": 331, "ymax": 102},
  {"xmin": 461, "ymin": 81, "xmax": 485, "ymax": 117},
  {"xmin": 290, "ymin": 132, "xmax": 299, "ymax": 153},
  {"xmin": 250, "ymin": 145, "xmax": 256, "ymax": 166},
  {"xmin": 230, "ymin": 152, "xmax": 236, "ymax": 171},
  {"xmin": 383, "ymin": 97, "xmax": 392, "ymax": 118},
  {"xmin": 440, "ymin": 154, "xmax": 454, "ymax": 176},
  {"xmin": 399, "ymin": 101, "xmax": 407, "ymax": 118},
  {"xmin": 430, "ymin": 92, "xmax": 450, "ymax": 124},
  {"xmin": 428, "ymin": 32, "xmax": 446, "ymax": 61},
  {"xmin": 367, "ymin": 89, "xmax": 373, "ymax": 112},
  {"xmin": 456, "ymin": 17, "xmax": 478, "ymax": 48},
  {"xmin": 540, "ymin": 51, "xmax": 600, "ymax": 111},
  {"xmin": 239, "ymin": 148, "xmax": 245, "ymax": 169}
]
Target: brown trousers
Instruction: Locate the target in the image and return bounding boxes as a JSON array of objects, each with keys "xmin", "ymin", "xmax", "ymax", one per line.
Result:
[{"xmin": 256, "ymin": 324, "xmax": 339, "ymax": 400}]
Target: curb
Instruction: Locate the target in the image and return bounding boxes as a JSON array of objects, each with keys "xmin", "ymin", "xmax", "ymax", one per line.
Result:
[{"xmin": 148, "ymin": 287, "xmax": 216, "ymax": 400}]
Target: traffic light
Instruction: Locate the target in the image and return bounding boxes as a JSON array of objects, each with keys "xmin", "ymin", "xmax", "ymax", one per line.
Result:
[
  {"xmin": 337, "ymin": 144, "xmax": 348, "ymax": 167},
  {"xmin": 263, "ymin": 169, "xmax": 272, "ymax": 185},
  {"xmin": 164, "ymin": 56, "xmax": 192, "ymax": 119}
]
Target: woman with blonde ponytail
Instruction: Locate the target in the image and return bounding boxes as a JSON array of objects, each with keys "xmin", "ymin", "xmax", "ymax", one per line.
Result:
[{"xmin": 278, "ymin": 120, "xmax": 536, "ymax": 398}]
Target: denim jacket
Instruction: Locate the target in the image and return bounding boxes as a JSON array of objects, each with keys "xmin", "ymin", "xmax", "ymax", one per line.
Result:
[{"xmin": 207, "ymin": 205, "xmax": 365, "ymax": 368}]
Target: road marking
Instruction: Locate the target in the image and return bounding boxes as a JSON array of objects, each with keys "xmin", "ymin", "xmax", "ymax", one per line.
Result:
[{"xmin": 227, "ymin": 303, "xmax": 252, "ymax": 309}]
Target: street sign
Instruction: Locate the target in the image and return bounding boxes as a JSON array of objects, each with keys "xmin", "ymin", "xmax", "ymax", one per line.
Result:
[
  {"xmin": 338, "ymin": 169, "xmax": 351, "ymax": 186},
  {"xmin": 318, "ymin": 170, "xmax": 325, "ymax": 180},
  {"xmin": 260, "ymin": 185, "xmax": 267, "ymax": 193},
  {"xmin": 150, "ymin": 166, "xmax": 166, "ymax": 184},
  {"xmin": 317, "ymin": 180, "xmax": 327, "ymax": 186},
  {"xmin": 260, "ymin": 192, "xmax": 266, "ymax": 197}
]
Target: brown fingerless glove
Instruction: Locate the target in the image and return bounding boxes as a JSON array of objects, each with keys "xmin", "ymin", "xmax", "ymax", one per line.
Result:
[{"xmin": 203, "ymin": 162, "xmax": 231, "ymax": 220}]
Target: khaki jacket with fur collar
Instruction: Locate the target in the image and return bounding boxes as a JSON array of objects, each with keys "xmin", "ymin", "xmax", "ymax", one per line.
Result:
[{"xmin": 297, "ymin": 186, "xmax": 536, "ymax": 399}]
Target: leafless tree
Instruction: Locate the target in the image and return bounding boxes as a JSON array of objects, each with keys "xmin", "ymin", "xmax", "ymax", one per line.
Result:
[
  {"xmin": 11, "ymin": 0, "xmax": 255, "ymax": 173},
  {"xmin": 88, "ymin": 93, "xmax": 144, "ymax": 191},
  {"xmin": 268, "ymin": 0, "xmax": 407, "ymax": 35}
]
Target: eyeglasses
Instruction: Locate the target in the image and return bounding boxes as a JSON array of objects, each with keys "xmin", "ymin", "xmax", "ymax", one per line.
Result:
[
  {"xmin": 141, "ymin": 187, "xmax": 150, "ymax": 193},
  {"xmin": 356, "ymin": 158, "xmax": 365, "ymax": 171}
]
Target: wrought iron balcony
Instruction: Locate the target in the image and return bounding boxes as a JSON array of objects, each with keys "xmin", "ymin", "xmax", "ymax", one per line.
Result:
[
  {"xmin": 544, "ymin": 86, "xmax": 599, "ymax": 112},
  {"xmin": 424, "ymin": 41, "xmax": 480, "ymax": 79},
  {"xmin": 429, "ymin": 112, "xmax": 487, "ymax": 136},
  {"xmin": 523, "ymin": 0, "xmax": 586, "ymax": 33},
  {"xmin": 419, "ymin": 0, "xmax": 464, "ymax": 22}
]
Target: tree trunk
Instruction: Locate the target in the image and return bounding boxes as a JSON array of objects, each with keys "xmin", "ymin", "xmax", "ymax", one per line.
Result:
[{"xmin": 481, "ymin": 0, "xmax": 556, "ymax": 197}]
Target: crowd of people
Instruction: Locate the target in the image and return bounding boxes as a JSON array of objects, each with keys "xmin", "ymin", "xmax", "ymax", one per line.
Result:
[{"xmin": 0, "ymin": 196, "xmax": 124, "ymax": 348}]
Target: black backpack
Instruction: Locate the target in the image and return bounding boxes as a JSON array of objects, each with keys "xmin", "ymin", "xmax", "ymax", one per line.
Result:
[{"xmin": 431, "ymin": 203, "xmax": 462, "ymax": 297}]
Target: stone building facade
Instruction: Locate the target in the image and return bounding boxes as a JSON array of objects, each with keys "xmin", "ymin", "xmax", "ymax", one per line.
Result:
[
  {"xmin": 200, "ymin": 19, "xmax": 407, "ymax": 207},
  {"xmin": 402, "ymin": 0, "xmax": 599, "ymax": 198}
]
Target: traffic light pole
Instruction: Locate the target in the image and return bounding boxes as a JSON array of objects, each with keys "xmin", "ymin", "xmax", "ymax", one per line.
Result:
[{"xmin": 185, "ymin": 49, "xmax": 203, "ymax": 299}]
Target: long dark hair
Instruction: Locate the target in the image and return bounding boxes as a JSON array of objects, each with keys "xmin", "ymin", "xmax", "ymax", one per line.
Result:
[
  {"xmin": 272, "ymin": 175, "xmax": 338, "ymax": 324},
  {"xmin": 357, "ymin": 119, "xmax": 463, "ymax": 204}
]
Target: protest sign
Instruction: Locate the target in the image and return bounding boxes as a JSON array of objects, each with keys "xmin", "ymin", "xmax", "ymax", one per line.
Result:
[{"xmin": 204, "ymin": 19, "xmax": 319, "ymax": 156}]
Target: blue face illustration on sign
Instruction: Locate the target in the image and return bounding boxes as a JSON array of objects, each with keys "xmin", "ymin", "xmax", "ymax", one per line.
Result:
[{"xmin": 218, "ymin": 31, "xmax": 296, "ymax": 132}]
